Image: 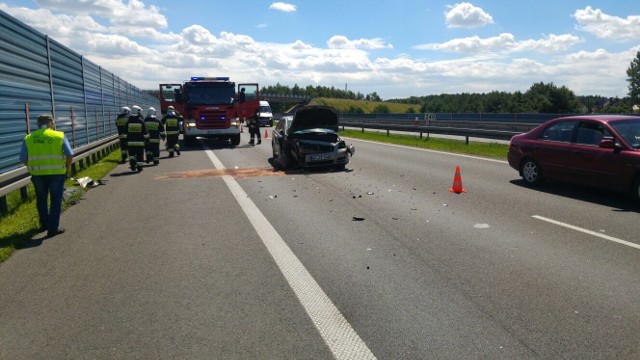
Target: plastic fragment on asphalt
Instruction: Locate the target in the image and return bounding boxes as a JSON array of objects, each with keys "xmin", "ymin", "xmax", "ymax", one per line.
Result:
[
  {"xmin": 474, "ymin": 223, "xmax": 490, "ymax": 229},
  {"xmin": 352, "ymin": 217, "xmax": 365, "ymax": 221}
]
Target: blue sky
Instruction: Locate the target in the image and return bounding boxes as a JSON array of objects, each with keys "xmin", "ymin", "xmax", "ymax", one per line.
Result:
[{"xmin": 1, "ymin": 0, "xmax": 639, "ymax": 100}]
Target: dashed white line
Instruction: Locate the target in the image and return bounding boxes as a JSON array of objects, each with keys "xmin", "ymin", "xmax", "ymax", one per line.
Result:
[
  {"xmin": 203, "ymin": 142, "xmax": 377, "ymax": 360},
  {"xmin": 532, "ymin": 215, "xmax": 640, "ymax": 250}
]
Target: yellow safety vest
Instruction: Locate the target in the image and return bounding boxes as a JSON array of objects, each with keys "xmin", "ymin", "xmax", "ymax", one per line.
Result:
[{"xmin": 24, "ymin": 129, "xmax": 66, "ymax": 175}]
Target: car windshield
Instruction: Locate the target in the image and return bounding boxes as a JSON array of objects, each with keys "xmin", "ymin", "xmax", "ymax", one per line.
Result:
[
  {"xmin": 609, "ymin": 119, "xmax": 640, "ymax": 148},
  {"xmin": 184, "ymin": 83, "xmax": 235, "ymax": 105}
]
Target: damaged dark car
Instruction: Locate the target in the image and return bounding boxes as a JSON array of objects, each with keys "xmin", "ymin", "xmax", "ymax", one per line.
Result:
[{"xmin": 271, "ymin": 105, "xmax": 355, "ymax": 170}]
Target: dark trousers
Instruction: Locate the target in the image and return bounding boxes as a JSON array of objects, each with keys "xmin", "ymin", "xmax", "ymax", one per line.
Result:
[
  {"xmin": 31, "ymin": 174, "xmax": 66, "ymax": 232},
  {"xmin": 146, "ymin": 141, "xmax": 160, "ymax": 164},
  {"xmin": 166, "ymin": 135, "xmax": 179, "ymax": 152},
  {"xmin": 249, "ymin": 127, "xmax": 261, "ymax": 143},
  {"xmin": 118, "ymin": 138, "xmax": 128, "ymax": 161},
  {"xmin": 128, "ymin": 145, "xmax": 145, "ymax": 170}
]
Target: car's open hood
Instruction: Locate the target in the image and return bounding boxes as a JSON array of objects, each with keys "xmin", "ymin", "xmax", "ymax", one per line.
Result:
[{"xmin": 288, "ymin": 105, "xmax": 339, "ymax": 135}]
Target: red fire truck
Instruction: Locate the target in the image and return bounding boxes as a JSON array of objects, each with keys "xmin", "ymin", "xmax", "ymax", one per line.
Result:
[{"xmin": 159, "ymin": 77, "xmax": 260, "ymax": 146}]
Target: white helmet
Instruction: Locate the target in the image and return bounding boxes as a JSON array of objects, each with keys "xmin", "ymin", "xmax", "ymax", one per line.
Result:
[
  {"xmin": 167, "ymin": 105, "xmax": 175, "ymax": 111},
  {"xmin": 146, "ymin": 107, "xmax": 156, "ymax": 117},
  {"xmin": 131, "ymin": 105, "xmax": 142, "ymax": 115},
  {"xmin": 121, "ymin": 106, "xmax": 131, "ymax": 115}
]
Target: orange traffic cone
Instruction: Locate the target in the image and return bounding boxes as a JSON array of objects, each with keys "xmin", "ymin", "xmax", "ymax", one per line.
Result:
[
  {"xmin": 264, "ymin": 129, "xmax": 269, "ymax": 139},
  {"xmin": 449, "ymin": 166, "xmax": 466, "ymax": 193}
]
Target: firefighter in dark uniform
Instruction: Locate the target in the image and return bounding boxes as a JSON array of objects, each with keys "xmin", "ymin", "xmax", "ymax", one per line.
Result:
[
  {"xmin": 161, "ymin": 105, "xmax": 181, "ymax": 157},
  {"xmin": 125, "ymin": 105, "xmax": 149, "ymax": 172},
  {"xmin": 115, "ymin": 106, "xmax": 130, "ymax": 163},
  {"xmin": 144, "ymin": 107, "xmax": 165, "ymax": 165},
  {"xmin": 248, "ymin": 109, "xmax": 261, "ymax": 145}
]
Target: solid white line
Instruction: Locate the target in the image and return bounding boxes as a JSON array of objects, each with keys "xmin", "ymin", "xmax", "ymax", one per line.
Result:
[
  {"xmin": 532, "ymin": 215, "xmax": 640, "ymax": 250},
  {"xmin": 203, "ymin": 141, "xmax": 376, "ymax": 360}
]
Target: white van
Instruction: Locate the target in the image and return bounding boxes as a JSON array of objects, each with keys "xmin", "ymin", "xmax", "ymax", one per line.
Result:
[{"xmin": 257, "ymin": 100, "xmax": 273, "ymax": 127}]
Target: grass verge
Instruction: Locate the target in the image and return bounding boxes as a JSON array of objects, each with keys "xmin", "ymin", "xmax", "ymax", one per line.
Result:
[
  {"xmin": 0, "ymin": 149, "xmax": 121, "ymax": 263},
  {"xmin": 340, "ymin": 129, "xmax": 509, "ymax": 160}
]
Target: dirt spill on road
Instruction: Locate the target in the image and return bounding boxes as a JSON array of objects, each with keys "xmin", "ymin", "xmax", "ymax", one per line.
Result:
[{"xmin": 156, "ymin": 167, "xmax": 285, "ymax": 180}]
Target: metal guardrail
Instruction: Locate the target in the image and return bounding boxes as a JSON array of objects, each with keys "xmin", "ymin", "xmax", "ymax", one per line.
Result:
[
  {"xmin": 339, "ymin": 120, "xmax": 537, "ymax": 144},
  {"xmin": 0, "ymin": 136, "xmax": 119, "ymax": 214}
]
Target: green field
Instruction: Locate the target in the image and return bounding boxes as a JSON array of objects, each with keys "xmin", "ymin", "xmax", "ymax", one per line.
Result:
[{"xmin": 339, "ymin": 129, "xmax": 508, "ymax": 160}]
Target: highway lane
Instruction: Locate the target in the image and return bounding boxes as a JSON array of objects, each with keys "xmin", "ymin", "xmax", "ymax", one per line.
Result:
[
  {"xmin": 221, "ymin": 133, "xmax": 640, "ymax": 358},
  {"xmin": 1, "ymin": 130, "xmax": 639, "ymax": 359}
]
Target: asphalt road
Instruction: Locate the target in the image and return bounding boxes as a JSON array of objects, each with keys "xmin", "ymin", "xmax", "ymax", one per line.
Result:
[{"xmin": 1, "ymin": 130, "xmax": 639, "ymax": 359}]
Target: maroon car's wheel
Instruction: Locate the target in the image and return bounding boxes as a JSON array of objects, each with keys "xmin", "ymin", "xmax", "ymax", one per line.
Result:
[{"xmin": 521, "ymin": 158, "xmax": 543, "ymax": 185}]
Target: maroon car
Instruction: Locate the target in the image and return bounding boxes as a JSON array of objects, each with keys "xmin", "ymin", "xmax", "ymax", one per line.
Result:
[{"xmin": 508, "ymin": 115, "xmax": 640, "ymax": 203}]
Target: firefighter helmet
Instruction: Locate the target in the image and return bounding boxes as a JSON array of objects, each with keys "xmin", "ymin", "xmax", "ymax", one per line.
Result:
[
  {"xmin": 131, "ymin": 105, "xmax": 142, "ymax": 115},
  {"xmin": 121, "ymin": 106, "xmax": 131, "ymax": 115},
  {"xmin": 167, "ymin": 106, "xmax": 175, "ymax": 111},
  {"xmin": 146, "ymin": 107, "xmax": 156, "ymax": 118}
]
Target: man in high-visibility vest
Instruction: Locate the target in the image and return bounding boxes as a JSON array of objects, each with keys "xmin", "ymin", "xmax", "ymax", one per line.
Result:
[
  {"xmin": 115, "ymin": 106, "xmax": 130, "ymax": 163},
  {"xmin": 20, "ymin": 114, "xmax": 74, "ymax": 237}
]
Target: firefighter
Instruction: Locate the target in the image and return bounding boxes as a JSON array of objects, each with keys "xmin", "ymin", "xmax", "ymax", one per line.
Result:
[
  {"xmin": 125, "ymin": 105, "xmax": 149, "ymax": 172},
  {"xmin": 248, "ymin": 109, "xmax": 261, "ymax": 145},
  {"xmin": 161, "ymin": 105, "xmax": 181, "ymax": 157},
  {"xmin": 115, "ymin": 106, "xmax": 130, "ymax": 163},
  {"xmin": 144, "ymin": 107, "xmax": 165, "ymax": 165}
]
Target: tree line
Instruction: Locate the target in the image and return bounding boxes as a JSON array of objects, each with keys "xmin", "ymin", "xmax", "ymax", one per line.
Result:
[{"xmin": 261, "ymin": 51, "xmax": 640, "ymax": 114}]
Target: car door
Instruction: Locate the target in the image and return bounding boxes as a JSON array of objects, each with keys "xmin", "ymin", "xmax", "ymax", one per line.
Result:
[
  {"xmin": 272, "ymin": 118, "xmax": 286, "ymax": 157},
  {"xmin": 532, "ymin": 120, "xmax": 576, "ymax": 180},
  {"xmin": 570, "ymin": 121, "xmax": 622, "ymax": 190}
]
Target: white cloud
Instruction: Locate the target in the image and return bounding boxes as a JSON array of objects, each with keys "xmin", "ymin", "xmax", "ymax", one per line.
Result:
[
  {"xmin": 0, "ymin": 5, "xmax": 107, "ymax": 37},
  {"xmin": 0, "ymin": 2, "xmax": 634, "ymax": 99},
  {"xmin": 415, "ymin": 33, "xmax": 582, "ymax": 54},
  {"xmin": 327, "ymin": 35, "xmax": 393, "ymax": 50},
  {"xmin": 415, "ymin": 33, "xmax": 515, "ymax": 52},
  {"xmin": 292, "ymin": 40, "xmax": 312, "ymax": 50},
  {"xmin": 513, "ymin": 34, "xmax": 583, "ymax": 53},
  {"xmin": 35, "ymin": 0, "xmax": 168, "ymax": 28},
  {"xmin": 574, "ymin": 6, "xmax": 640, "ymax": 41},
  {"xmin": 445, "ymin": 2, "xmax": 493, "ymax": 28},
  {"xmin": 180, "ymin": 25, "xmax": 217, "ymax": 45},
  {"xmin": 269, "ymin": 2, "xmax": 297, "ymax": 13}
]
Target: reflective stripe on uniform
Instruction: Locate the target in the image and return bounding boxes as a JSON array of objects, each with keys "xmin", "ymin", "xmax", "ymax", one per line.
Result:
[
  {"xmin": 28, "ymin": 154, "xmax": 65, "ymax": 161},
  {"xmin": 127, "ymin": 141, "xmax": 146, "ymax": 146},
  {"xmin": 148, "ymin": 139, "xmax": 160, "ymax": 144},
  {"xmin": 29, "ymin": 164, "xmax": 66, "ymax": 171}
]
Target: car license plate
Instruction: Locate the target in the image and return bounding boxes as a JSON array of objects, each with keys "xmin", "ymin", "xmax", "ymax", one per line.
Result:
[
  {"xmin": 207, "ymin": 130, "xmax": 221, "ymax": 134},
  {"xmin": 309, "ymin": 153, "xmax": 331, "ymax": 161}
]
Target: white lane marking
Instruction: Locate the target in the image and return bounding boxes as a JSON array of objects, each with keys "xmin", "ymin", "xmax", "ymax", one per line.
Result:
[
  {"xmin": 532, "ymin": 215, "xmax": 640, "ymax": 250},
  {"xmin": 203, "ymin": 142, "xmax": 376, "ymax": 360},
  {"xmin": 343, "ymin": 137, "xmax": 508, "ymax": 164}
]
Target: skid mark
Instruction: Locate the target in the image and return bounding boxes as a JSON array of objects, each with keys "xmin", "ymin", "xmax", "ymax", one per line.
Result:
[{"xmin": 157, "ymin": 167, "xmax": 285, "ymax": 180}]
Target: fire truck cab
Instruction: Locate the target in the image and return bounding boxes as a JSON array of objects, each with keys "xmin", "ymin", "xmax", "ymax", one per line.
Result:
[{"xmin": 159, "ymin": 77, "xmax": 259, "ymax": 146}]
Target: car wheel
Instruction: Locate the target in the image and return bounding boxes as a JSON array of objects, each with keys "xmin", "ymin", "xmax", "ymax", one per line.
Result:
[
  {"xmin": 632, "ymin": 177, "xmax": 640, "ymax": 205},
  {"xmin": 520, "ymin": 158, "xmax": 544, "ymax": 185},
  {"xmin": 230, "ymin": 134, "xmax": 240, "ymax": 146},
  {"xmin": 184, "ymin": 135, "xmax": 196, "ymax": 147},
  {"xmin": 272, "ymin": 142, "xmax": 279, "ymax": 159}
]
